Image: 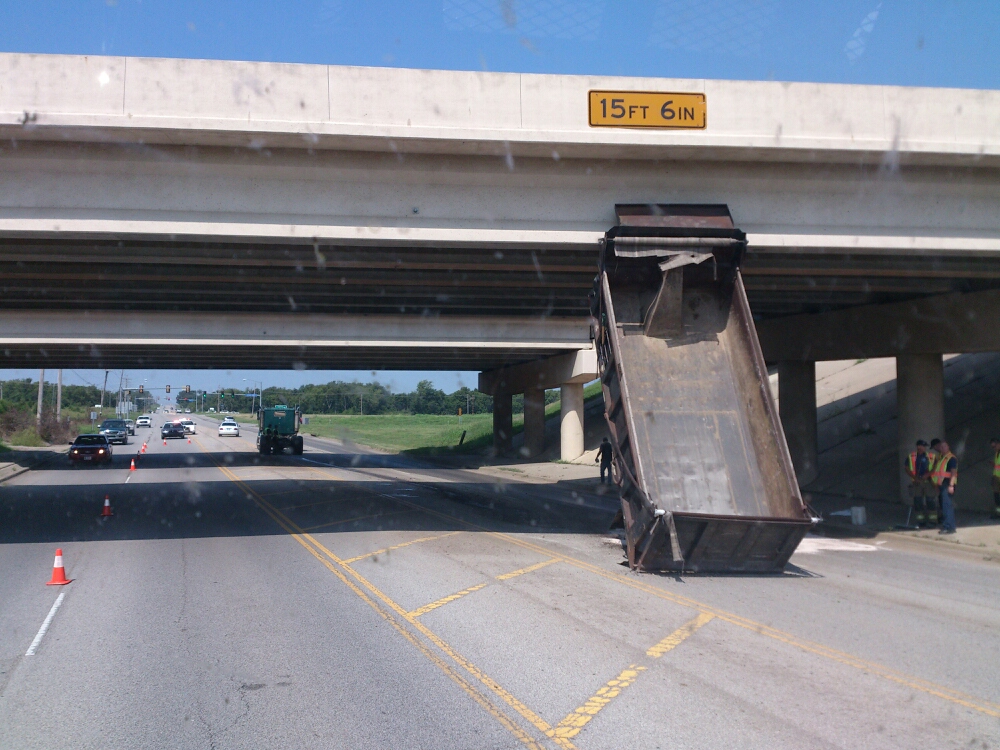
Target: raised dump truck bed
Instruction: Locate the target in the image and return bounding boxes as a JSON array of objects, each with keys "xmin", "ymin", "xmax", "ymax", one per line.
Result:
[{"xmin": 594, "ymin": 205, "xmax": 813, "ymax": 573}]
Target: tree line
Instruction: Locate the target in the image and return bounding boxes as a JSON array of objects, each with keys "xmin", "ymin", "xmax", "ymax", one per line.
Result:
[
  {"xmin": 0, "ymin": 378, "xmax": 108, "ymax": 412},
  {"xmin": 258, "ymin": 380, "xmax": 498, "ymax": 415},
  {"xmin": 212, "ymin": 380, "xmax": 558, "ymax": 415},
  {"xmin": 1, "ymin": 377, "xmax": 561, "ymax": 417}
]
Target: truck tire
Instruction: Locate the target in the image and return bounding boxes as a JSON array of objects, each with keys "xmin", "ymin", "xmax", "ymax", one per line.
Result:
[
  {"xmin": 292, "ymin": 435, "xmax": 304, "ymax": 455},
  {"xmin": 258, "ymin": 438, "xmax": 269, "ymax": 455}
]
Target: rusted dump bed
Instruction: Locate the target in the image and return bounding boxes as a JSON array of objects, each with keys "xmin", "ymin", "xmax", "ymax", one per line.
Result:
[{"xmin": 594, "ymin": 205, "xmax": 813, "ymax": 573}]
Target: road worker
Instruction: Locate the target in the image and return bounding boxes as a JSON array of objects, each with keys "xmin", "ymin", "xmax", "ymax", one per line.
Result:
[
  {"xmin": 927, "ymin": 438, "xmax": 942, "ymax": 525},
  {"xmin": 596, "ymin": 437, "xmax": 614, "ymax": 484},
  {"xmin": 931, "ymin": 440, "xmax": 958, "ymax": 534},
  {"xmin": 904, "ymin": 439, "xmax": 934, "ymax": 526},
  {"xmin": 990, "ymin": 437, "xmax": 1000, "ymax": 518}
]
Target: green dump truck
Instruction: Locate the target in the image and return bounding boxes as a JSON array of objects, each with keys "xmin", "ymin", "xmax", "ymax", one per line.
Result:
[{"xmin": 257, "ymin": 405, "xmax": 304, "ymax": 455}]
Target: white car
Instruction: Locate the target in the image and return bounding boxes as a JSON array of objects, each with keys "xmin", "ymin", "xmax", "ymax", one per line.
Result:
[
  {"xmin": 135, "ymin": 415, "xmax": 152, "ymax": 428},
  {"xmin": 179, "ymin": 418, "xmax": 197, "ymax": 435},
  {"xmin": 218, "ymin": 420, "xmax": 240, "ymax": 437}
]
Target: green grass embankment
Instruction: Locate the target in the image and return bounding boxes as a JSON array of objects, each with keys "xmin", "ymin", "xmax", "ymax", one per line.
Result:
[
  {"xmin": 300, "ymin": 413, "xmax": 507, "ymax": 454},
  {"xmin": 7, "ymin": 428, "xmax": 47, "ymax": 447},
  {"xmin": 294, "ymin": 381, "xmax": 605, "ymax": 456}
]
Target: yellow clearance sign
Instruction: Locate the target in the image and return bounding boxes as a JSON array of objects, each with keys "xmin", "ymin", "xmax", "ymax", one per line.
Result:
[{"xmin": 588, "ymin": 90, "xmax": 706, "ymax": 129}]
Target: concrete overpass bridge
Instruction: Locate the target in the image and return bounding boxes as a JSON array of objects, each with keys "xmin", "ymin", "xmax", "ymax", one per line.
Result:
[{"xmin": 1, "ymin": 53, "xmax": 999, "ymax": 487}]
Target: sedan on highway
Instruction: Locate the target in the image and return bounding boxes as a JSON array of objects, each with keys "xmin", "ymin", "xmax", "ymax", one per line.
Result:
[
  {"xmin": 218, "ymin": 419, "xmax": 240, "ymax": 437},
  {"xmin": 125, "ymin": 419, "xmax": 135, "ymax": 435},
  {"xmin": 98, "ymin": 419, "xmax": 130, "ymax": 445},
  {"xmin": 69, "ymin": 434, "xmax": 113, "ymax": 466},
  {"xmin": 179, "ymin": 418, "xmax": 197, "ymax": 435},
  {"xmin": 160, "ymin": 422, "xmax": 186, "ymax": 439}
]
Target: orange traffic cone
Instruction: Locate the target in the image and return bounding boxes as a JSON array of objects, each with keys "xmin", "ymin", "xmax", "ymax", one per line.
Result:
[
  {"xmin": 187, "ymin": 437, "xmax": 191, "ymax": 444},
  {"xmin": 130, "ymin": 458, "xmax": 136, "ymax": 471},
  {"xmin": 101, "ymin": 495, "xmax": 113, "ymax": 517},
  {"xmin": 163, "ymin": 439, "xmax": 167, "ymax": 446},
  {"xmin": 141, "ymin": 442, "xmax": 147, "ymax": 453},
  {"xmin": 46, "ymin": 548, "xmax": 72, "ymax": 586}
]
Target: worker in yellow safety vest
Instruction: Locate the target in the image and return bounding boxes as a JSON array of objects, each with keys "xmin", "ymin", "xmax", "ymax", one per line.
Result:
[
  {"xmin": 927, "ymin": 438, "xmax": 942, "ymax": 524},
  {"xmin": 904, "ymin": 440, "xmax": 935, "ymax": 526},
  {"xmin": 990, "ymin": 437, "xmax": 1000, "ymax": 518},
  {"xmin": 930, "ymin": 440, "xmax": 958, "ymax": 534}
]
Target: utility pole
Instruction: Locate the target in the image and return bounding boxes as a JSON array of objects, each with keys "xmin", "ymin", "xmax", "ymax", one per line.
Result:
[
  {"xmin": 36, "ymin": 369, "xmax": 45, "ymax": 426},
  {"xmin": 117, "ymin": 371, "xmax": 125, "ymax": 417},
  {"xmin": 99, "ymin": 369, "xmax": 109, "ymax": 418},
  {"xmin": 56, "ymin": 369, "xmax": 63, "ymax": 421}
]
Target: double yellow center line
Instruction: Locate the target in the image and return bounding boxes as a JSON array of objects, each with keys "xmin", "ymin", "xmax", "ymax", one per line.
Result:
[{"xmin": 196, "ymin": 440, "xmax": 563, "ymax": 750}]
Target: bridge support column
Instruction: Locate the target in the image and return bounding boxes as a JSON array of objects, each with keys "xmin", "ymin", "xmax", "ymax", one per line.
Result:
[
  {"xmin": 896, "ymin": 354, "xmax": 944, "ymax": 502},
  {"xmin": 480, "ymin": 349, "xmax": 597, "ymax": 461},
  {"xmin": 493, "ymin": 391, "xmax": 513, "ymax": 455},
  {"xmin": 523, "ymin": 387, "xmax": 546, "ymax": 457},
  {"xmin": 778, "ymin": 361, "xmax": 818, "ymax": 486},
  {"xmin": 560, "ymin": 382, "xmax": 585, "ymax": 461}
]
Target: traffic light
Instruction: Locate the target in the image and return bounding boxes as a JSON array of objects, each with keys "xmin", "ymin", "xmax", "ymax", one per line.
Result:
[
  {"xmin": 185, "ymin": 385, "xmax": 191, "ymax": 393},
  {"xmin": 165, "ymin": 385, "xmax": 171, "ymax": 394},
  {"xmin": 139, "ymin": 384, "xmax": 144, "ymax": 394}
]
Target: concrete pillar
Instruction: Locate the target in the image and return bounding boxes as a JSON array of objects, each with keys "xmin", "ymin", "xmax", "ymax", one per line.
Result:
[
  {"xmin": 896, "ymin": 354, "xmax": 944, "ymax": 502},
  {"xmin": 523, "ymin": 387, "xmax": 546, "ymax": 457},
  {"xmin": 560, "ymin": 382, "xmax": 585, "ymax": 461},
  {"xmin": 492, "ymin": 390, "xmax": 513, "ymax": 455},
  {"xmin": 778, "ymin": 361, "xmax": 818, "ymax": 486}
]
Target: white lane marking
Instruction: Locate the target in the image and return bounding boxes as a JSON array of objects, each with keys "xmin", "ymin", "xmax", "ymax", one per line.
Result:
[
  {"xmin": 25, "ymin": 592, "xmax": 66, "ymax": 656},
  {"xmin": 795, "ymin": 536, "xmax": 879, "ymax": 554},
  {"xmin": 301, "ymin": 458, "xmax": 343, "ymax": 468}
]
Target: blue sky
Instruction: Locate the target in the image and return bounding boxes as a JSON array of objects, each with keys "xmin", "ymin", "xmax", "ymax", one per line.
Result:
[
  {"xmin": 3, "ymin": 0, "xmax": 998, "ymax": 89},
  {"xmin": 2, "ymin": 1, "xmax": 997, "ymax": 394}
]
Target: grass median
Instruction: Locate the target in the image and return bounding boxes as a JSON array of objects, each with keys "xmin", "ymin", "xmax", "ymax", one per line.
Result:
[{"xmin": 299, "ymin": 413, "xmax": 511, "ymax": 455}]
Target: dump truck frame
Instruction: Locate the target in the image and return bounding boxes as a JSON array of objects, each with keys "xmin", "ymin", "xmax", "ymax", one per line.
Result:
[{"xmin": 593, "ymin": 205, "xmax": 815, "ymax": 573}]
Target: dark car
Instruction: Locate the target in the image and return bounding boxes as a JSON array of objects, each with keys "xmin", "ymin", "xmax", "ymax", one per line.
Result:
[
  {"xmin": 98, "ymin": 419, "xmax": 129, "ymax": 445},
  {"xmin": 69, "ymin": 434, "xmax": 113, "ymax": 466},
  {"xmin": 161, "ymin": 421, "xmax": 186, "ymax": 439}
]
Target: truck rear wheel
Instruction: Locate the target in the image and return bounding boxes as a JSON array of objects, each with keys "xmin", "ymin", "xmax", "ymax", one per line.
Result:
[{"xmin": 292, "ymin": 435, "xmax": 304, "ymax": 455}]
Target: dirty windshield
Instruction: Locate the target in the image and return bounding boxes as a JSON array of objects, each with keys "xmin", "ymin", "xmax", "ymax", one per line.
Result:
[{"xmin": 1, "ymin": 2, "xmax": 998, "ymax": 749}]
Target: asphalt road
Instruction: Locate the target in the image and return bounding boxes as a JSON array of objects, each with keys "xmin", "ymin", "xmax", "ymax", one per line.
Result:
[{"xmin": 1, "ymin": 416, "xmax": 998, "ymax": 749}]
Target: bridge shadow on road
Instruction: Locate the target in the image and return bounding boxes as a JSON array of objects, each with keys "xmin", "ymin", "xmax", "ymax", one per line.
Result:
[{"xmin": 0, "ymin": 449, "xmax": 622, "ymax": 546}]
